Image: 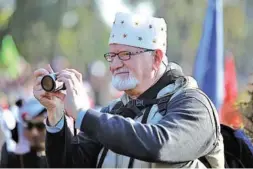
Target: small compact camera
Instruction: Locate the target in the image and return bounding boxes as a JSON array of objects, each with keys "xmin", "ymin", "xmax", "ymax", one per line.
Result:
[{"xmin": 41, "ymin": 73, "xmax": 66, "ymax": 92}]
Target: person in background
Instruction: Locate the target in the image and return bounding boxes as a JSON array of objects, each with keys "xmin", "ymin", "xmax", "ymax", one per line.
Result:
[{"xmin": 0, "ymin": 98, "xmax": 48, "ymax": 168}]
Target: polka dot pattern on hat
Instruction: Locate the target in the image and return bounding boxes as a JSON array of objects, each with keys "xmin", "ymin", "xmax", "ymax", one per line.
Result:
[{"xmin": 109, "ymin": 12, "xmax": 167, "ymax": 53}]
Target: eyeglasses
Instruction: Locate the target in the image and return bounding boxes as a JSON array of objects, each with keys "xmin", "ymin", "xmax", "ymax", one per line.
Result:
[
  {"xmin": 24, "ymin": 122, "xmax": 45, "ymax": 131},
  {"xmin": 104, "ymin": 49, "xmax": 154, "ymax": 62}
]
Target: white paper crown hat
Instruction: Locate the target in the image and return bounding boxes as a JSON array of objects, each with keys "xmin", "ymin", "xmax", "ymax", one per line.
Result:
[{"xmin": 109, "ymin": 12, "xmax": 167, "ymax": 53}]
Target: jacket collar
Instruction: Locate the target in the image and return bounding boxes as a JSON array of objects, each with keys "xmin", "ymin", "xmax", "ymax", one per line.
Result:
[{"xmin": 120, "ymin": 63, "xmax": 186, "ymax": 104}]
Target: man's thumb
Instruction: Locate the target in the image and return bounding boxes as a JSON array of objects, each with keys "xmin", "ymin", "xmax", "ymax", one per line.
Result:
[{"xmin": 53, "ymin": 92, "xmax": 65, "ymax": 101}]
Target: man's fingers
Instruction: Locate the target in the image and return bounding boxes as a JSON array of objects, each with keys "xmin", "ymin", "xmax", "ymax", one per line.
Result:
[
  {"xmin": 66, "ymin": 69, "xmax": 83, "ymax": 82},
  {"xmin": 33, "ymin": 68, "xmax": 50, "ymax": 88},
  {"xmin": 46, "ymin": 64, "xmax": 54, "ymax": 74},
  {"xmin": 57, "ymin": 73, "xmax": 76, "ymax": 85},
  {"xmin": 52, "ymin": 91, "xmax": 66, "ymax": 101},
  {"xmin": 57, "ymin": 72, "xmax": 74, "ymax": 80},
  {"xmin": 57, "ymin": 77, "xmax": 74, "ymax": 95},
  {"xmin": 34, "ymin": 69, "xmax": 49, "ymax": 78},
  {"xmin": 35, "ymin": 76, "xmax": 43, "ymax": 86},
  {"xmin": 33, "ymin": 83, "xmax": 43, "ymax": 91},
  {"xmin": 58, "ymin": 69, "xmax": 82, "ymax": 83},
  {"xmin": 57, "ymin": 70, "xmax": 80, "ymax": 87},
  {"xmin": 34, "ymin": 89, "xmax": 47, "ymax": 98}
]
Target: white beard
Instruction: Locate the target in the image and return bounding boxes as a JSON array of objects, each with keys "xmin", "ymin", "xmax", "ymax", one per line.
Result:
[{"xmin": 112, "ymin": 73, "xmax": 139, "ymax": 91}]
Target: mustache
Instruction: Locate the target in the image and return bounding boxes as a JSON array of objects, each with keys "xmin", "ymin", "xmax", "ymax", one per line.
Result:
[{"xmin": 113, "ymin": 68, "xmax": 130, "ymax": 75}]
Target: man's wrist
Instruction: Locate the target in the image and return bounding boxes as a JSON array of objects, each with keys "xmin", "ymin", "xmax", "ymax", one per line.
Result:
[
  {"xmin": 45, "ymin": 116, "xmax": 64, "ymax": 133},
  {"xmin": 47, "ymin": 108, "xmax": 64, "ymax": 126}
]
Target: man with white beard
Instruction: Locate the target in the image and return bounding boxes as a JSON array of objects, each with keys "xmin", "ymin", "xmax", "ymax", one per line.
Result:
[{"xmin": 33, "ymin": 12, "xmax": 224, "ymax": 168}]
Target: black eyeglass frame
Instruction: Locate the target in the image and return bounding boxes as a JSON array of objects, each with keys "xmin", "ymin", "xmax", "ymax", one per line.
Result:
[{"xmin": 104, "ymin": 49, "xmax": 154, "ymax": 62}]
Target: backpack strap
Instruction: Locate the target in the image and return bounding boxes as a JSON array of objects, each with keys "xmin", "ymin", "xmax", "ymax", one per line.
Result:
[
  {"xmin": 128, "ymin": 95, "xmax": 174, "ymax": 168},
  {"xmin": 155, "ymin": 89, "xmax": 219, "ymax": 168},
  {"xmin": 156, "ymin": 95, "xmax": 173, "ymax": 116},
  {"xmin": 96, "ymin": 101, "xmax": 124, "ymax": 168},
  {"xmin": 98, "ymin": 100, "xmax": 154, "ymax": 168},
  {"xmin": 98, "ymin": 98, "xmax": 160, "ymax": 168},
  {"xmin": 128, "ymin": 105, "xmax": 154, "ymax": 168},
  {"xmin": 97, "ymin": 147, "xmax": 109, "ymax": 168}
]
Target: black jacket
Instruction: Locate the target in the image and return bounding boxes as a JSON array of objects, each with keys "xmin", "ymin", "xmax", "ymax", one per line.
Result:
[{"xmin": 0, "ymin": 143, "xmax": 48, "ymax": 168}]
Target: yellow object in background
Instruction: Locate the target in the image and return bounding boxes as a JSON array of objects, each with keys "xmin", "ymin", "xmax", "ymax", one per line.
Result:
[{"xmin": 0, "ymin": 35, "xmax": 20, "ymax": 79}]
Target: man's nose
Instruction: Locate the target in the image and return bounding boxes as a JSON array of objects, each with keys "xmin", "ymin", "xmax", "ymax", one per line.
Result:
[{"xmin": 110, "ymin": 56, "xmax": 123, "ymax": 72}]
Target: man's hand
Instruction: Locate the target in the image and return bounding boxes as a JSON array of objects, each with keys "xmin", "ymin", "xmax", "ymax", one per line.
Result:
[
  {"xmin": 33, "ymin": 65, "xmax": 64, "ymax": 126},
  {"xmin": 57, "ymin": 69, "xmax": 87, "ymax": 120}
]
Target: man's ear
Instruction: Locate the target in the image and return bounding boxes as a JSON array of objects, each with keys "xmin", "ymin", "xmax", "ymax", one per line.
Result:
[{"xmin": 152, "ymin": 49, "xmax": 163, "ymax": 71}]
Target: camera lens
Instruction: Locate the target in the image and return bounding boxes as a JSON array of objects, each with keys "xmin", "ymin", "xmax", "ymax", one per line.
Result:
[
  {"xmin": 41, "ymin": 73, "xmax": 66, "ymax": 92},
  {"xmin": 41, "ymin": 75, "xmax": 55, "ymax": 92}
]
